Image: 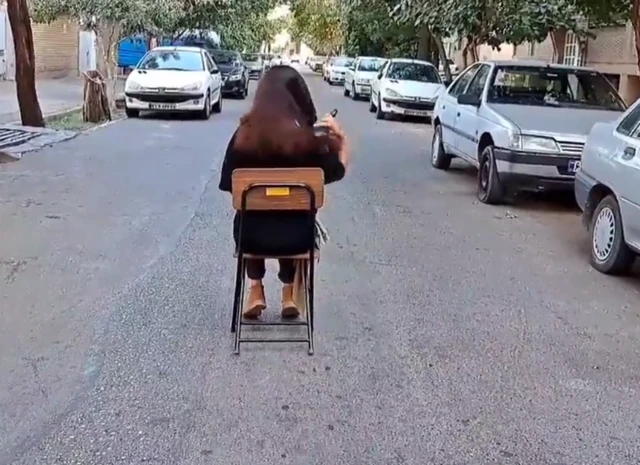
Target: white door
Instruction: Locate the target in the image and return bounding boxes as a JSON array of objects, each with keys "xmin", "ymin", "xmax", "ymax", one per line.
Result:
[
  {"xmin": 437, "ymin": 63, "xmax": 480, "ymax": 155},
  {"xmin": 616, "ymin": 123, "xmax": 640, "ymax": 248},
  {"xmin": 454, "ymin": 64, "xmax": 491, "ymax": 159},
  {"xmin": 0, "ymin": 11, "xmax": 6, "ymax": 79},
  {"xmin": 345, "ymin": 58, "xmax": 358, "ymax": 89},
  {"xmin": 78, "ymin": 30, "xmax": 96, "ymax": 72}
]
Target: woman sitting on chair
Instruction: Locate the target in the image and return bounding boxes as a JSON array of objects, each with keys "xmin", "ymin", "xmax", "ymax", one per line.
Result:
[{"xmin": 218, "ymin": 65, "xmax": 350, "ymax": 319}]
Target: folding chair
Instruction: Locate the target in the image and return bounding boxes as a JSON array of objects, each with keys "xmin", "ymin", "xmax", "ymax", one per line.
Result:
[{"xmin": 230, "ymin": 168, "xmax": 324, "ymax": 355}]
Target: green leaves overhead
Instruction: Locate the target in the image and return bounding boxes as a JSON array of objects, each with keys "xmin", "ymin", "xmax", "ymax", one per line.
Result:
[
  {"xmin": 29, "ymin": 0, "xmax": 286, "ymax": 51},
  {"xmin": 290, "ymin": 0, "xmax": 345, "ymax": 54}
]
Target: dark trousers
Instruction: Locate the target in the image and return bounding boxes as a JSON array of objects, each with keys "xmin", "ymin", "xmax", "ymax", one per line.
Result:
[{"xmin": 246, "ymin": 259, "xmax": 296, "ymax": 284}]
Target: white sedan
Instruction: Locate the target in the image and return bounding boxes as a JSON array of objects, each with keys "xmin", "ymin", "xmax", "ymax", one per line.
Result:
[
  {"xmin": 124, "ymin": 46, "xmax": 222, "ymax": 119},
  {"xmin": 370, "ymin": 58, "xmax": 446, "ymax": 120}
]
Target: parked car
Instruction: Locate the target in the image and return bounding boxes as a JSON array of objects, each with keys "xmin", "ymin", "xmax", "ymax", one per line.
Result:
[
  {"xmin": 431, "ymin": 60, "xmax": 626, "ymax": 204},
  {"xmin": 270, "ymin": 55, "xmax": 283, "ymax": 67},
  {"xmin": 344, "ymin": 56, "xmax": 386, "ymax": 100},
  {"xmin": 263, "ymin": 53, "xmax": 275, "ymax": 70},
  {"xmin": 242, "ymin": 53, "xmax": 264, "ymax": 79},
  {"xmin": 310, "ymin": 56, "xmax": 326, "ymax": 73},
  {"xmin": 369, "ymin": 58, "xmax": 445, "ymax": 121},
  {"xmin": 324, "ymin": 57, "xmax": 354, "ymax": 85},
  {"xmin": 210, "ymin": 49, "xmax": 250, "ymax": 98},
  {"xmin": 291, "ymin": 55, "xmax": 300, "ymax": 63},
  {"xmin": 322, "ymin": 57, "xmax": 335, "ymax": 80},
  {"xmin": 124, "ymin": 46, "xmax": 222, "ymax": 119},
  {"xmin": 575, "ymin": 99, "xmax": 640, "ymax": 275}
]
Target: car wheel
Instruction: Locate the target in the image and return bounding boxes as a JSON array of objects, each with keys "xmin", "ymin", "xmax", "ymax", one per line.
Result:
[
  {"xmin": 477, "ymin": 145, "xmax": 504, "ymax": 204},
  {"xmin": 431, "ymin": 124, "xmax": 452, "ymax": 170},
  {"xmin": 590, "ymin": 195, "xmax": 636, "ymax": 274},
  {"xmin": 369, "ymin": 95, "xmax": 376, "ymax": 113},
  {"xmin": 199, "ymin": 93, "xmax": 211, "ymax": 120},
  {"xmin": 344, "ymin": 85, "xmax": 350, "ymax": 97},
  {"xmin": 125, "ymin": 108, "xmax": 139, "ymax": 118},
  {"xmin": 376, "ymin": 96, "xmax": 386, "ymax": 120},
  {"xmin": 212, "ymin": 92, "xmax": 222, "ymax": 113},
  {"xmin": 351, "ymin": 83, "xmax": 359, "ymax": 100},
  {"xmin": 238, "ymin": 80, "xmax": 247, "ymax": 99}
]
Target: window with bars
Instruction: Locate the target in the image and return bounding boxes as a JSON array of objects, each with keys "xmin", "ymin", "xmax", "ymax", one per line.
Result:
[{"xmin": 563, "ymin": 32, "xmax": 584, "ymax": 66}]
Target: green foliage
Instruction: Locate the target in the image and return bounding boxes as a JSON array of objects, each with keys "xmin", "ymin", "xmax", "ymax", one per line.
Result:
[
  {"xmin": 342, "ymin": 0, "xmax": 418, "ymax": 56},
  {"xmin": 290, "ymin": 0, "xmax": 344, "ymax": 54},
  {"xmin": 28, "ymin": 0, "xmax": 285, "ymax": 51}
]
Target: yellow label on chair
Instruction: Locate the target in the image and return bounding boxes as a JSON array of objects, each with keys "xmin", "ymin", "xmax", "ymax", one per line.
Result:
[{"xmin": 265, "ymin": 187, "xmax": 290, "ymax": 196}]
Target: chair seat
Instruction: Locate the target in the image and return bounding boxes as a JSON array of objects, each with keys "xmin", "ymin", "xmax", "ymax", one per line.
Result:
[{"xmin": 235, "ymin": 251, "xmax": 318, "ymax": 260}]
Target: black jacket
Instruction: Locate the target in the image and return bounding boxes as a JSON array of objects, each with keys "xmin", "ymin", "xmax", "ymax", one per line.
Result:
[{"xmin": 219, "ymin": 130, "xmax": 345, "ymax": 255}]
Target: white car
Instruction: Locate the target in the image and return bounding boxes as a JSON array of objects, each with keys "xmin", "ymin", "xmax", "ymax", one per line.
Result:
[
  {"xmin": 270, "ymin": 56, "xmax": 282, "ymax": 67},
  {"xmin": 369, "ymin": 58, "xmax": 445, "ymax": 120},
  {"xmin": 324, "ymin": 57, "xmax": 353, "ymax": 85},
  {"xmin": 575, "ymin": 99, "xmax": 640, "ymax": 275},
  {"xmin": 124, "ymin": 46, "xmax": 222, "ymax": 119},
  {"xmin": 430, "ymin": 60, "xmax": 625, "ymax": 204},
  {"xmin": 344, "ymin": 56, "xmax": 386, "ymax": 100}
]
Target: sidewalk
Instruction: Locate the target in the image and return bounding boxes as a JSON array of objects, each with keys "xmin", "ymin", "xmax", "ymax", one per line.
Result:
[{"xmin": 0, "ymin": 77, "xmax": 125, "ymax": 125}]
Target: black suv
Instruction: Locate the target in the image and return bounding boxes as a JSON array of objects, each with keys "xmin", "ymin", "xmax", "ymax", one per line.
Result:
[{"xmin": 209, "ymin": 49, "xmax": 250, "ymax": 99}]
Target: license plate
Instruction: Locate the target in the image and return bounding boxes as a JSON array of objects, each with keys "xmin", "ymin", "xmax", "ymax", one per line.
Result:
[
  {"xmin": 149, "ymin": 103, "xmax": 177, "ymax": 110},
  {"xmin": 568, "ymin": 160, "xmax": 581, "ymax": 173},
  {"xmin": 360, "ymin": 87, "xmax": 371, "ymax": 93},
  {"xmin": 405, "ymin": 110, "xmax": 429, "ymax": 116}
]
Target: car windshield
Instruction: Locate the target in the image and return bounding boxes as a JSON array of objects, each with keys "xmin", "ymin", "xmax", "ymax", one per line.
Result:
[
  {"xmin": 487, "ymin": 66, "xmax": 626, "ymax": 111},
  {"xmin": 333, "ymin": 58, "xmax": 353, "ymax": 67},
  {"xmin": 387, "ymin": 62, "xmax": 441, "ymax": 83},
  {"xmin": 358, "ymin": 58, "xmax": 384, "ymax": 72},
  {"xmin": 242, "ymin": 54, "xmax": 260, "ymax": 62},
  {"xmin": 211, "ymin": 51, "xmax": 239, "ymax": 65},
  {"xmin": 138, "ymin": 50, "xmax": 204, "ymax": 71}
]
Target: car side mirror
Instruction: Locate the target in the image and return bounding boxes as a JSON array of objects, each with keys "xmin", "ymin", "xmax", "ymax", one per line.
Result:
[
  {"xmin": 377, "ymin": 71, "xmax": 383, "ymax": 79},
  {"xmin": 349, "ymin": 66, "xmax": 355, "ymax": 71},
  {"xmin": 443, "ymin": 78, "xmax": 452, "ymax": 86},
  {"xmin": 457, "ymin": 93, "xmax": 480, "ymax": 107},
  {"xmin": 211, "ymin": 68, "xmax": 220, "ymax": 74}
]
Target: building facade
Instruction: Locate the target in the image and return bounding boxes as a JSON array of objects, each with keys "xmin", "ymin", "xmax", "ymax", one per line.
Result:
[{"xmin": 0, "ymin": 7, "xmax": 81, "ymax": 81}]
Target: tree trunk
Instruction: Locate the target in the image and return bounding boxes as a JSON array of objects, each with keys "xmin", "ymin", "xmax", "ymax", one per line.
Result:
[
  {"xmin": 416, "ymin": 26, "xmax": 432, "ymax": 62},
  {"xmin": 82, "ymin": 70, "xmax": 111, "ymax": 123},
  {"xmin": 95, "ymin": 21, "xmax": 122, "ymax": 110},
  {"xmin": 6, "ymin": 0, "xmax": 44, "ymax": 127},
  {"xmin": 633, "ymin": 0, "xmax": 640, "ymax": 74},
  {"xmin": 550, "ymin": 28, "xmax": 567, "ymax": 63},
  {"xmin": 434, "ymin": 35, "xmax": 451, "ymax": 81}
]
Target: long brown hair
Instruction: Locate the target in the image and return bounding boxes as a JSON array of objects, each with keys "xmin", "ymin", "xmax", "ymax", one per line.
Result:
[{"xmin": 233, "ymin": 65, "xmax": 340, "ymax": 157}]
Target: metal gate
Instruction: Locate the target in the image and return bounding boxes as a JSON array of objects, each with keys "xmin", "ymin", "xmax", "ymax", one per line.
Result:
[{"xmin": 0, "ymin": 11, "xmax": 6, "ymax": 79}]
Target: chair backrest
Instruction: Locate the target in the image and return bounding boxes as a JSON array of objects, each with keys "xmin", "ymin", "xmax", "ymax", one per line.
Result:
[{"xmin": 232, "ymin": 168, "xmax": 325, "ymax": 211}]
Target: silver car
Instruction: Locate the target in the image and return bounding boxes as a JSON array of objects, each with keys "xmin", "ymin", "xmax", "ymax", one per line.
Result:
[
  {"xmin": 431, "ymin": 60, "xmax": 626, "ymax": 204},
  {"xmin": 575, "ymin": 99, "xmax": 640, "ymax": 275}
]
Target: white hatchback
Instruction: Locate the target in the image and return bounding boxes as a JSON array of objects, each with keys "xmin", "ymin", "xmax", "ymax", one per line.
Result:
[
  {"xmin": 370, "ymin": 58, "xmax": 445, "ymax": 120},
  {"xmin": 124, "ymin": 46, "xmax": 222, "ymax": 119},
  {"xmin": 344, "ymin": 56, "xmax": 386, "ymax": 100}
]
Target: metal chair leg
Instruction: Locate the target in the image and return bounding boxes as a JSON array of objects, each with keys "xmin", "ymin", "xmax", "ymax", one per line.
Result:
[
  {"xmin": 233, "ymin": 260, "xmax": 246, "ymax": 354},
  {"xmin": 305, "ymin": 261, "xmax": 314, "ymax": 355},
  {"xmin": 231, "ymin": 255, "xmax": 244, "ymax": 333}
]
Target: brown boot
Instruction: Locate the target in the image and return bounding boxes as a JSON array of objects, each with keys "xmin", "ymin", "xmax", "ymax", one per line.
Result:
[
  {"xmin": 281, "ymin": 284, "xmax": 300, "ymax": 319},
  {"xmin": 244, "ymin": 284, "xmax": 266, "ymax": 319}
]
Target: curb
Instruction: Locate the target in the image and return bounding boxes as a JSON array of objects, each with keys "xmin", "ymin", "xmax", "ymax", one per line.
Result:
[
  {"xmin": 44, "ymin": 106, "xmax": 83, "ymax": 123},
  {"xmin": 6, "ymin": 106, "xmax": 83, "ymax": 126}
]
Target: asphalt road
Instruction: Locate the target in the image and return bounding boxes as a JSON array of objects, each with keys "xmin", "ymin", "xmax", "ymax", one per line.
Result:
[{"xmin": 1, "ymin": 66, "xmax": 640, "ymax": 465}]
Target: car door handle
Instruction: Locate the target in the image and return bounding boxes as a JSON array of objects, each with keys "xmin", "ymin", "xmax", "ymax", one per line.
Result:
[
  {"xmin": 456, "ymin": 112, "xmax": 460, "ymax": 117},
  {"xmin": 622, "ymin": 146, "xmax": 636, "ymax": 159}
]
